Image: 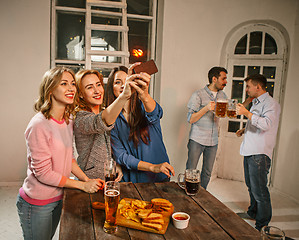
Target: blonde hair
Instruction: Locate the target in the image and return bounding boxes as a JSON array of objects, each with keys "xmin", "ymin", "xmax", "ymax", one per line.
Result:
[
  {"xmin": 34, "ymin": 66, "xmax": 76, "ymax": 124},
  {"xmin": 75, "ymin": 69, "xmax": 104, "ymax": 112}
]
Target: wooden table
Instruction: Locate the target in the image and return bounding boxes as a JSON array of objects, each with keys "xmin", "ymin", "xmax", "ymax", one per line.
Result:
[{"xmin": 59, "ymin": 182, "xmax": 260, "ymax": 240}]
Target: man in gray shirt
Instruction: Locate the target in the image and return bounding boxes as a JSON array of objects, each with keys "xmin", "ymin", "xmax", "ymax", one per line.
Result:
[
  {"xmin": 236, "ymin": 74, "xmax": 281, "ymax": 231},
  {"xmin": 186, "ymin": 66, "xmax": 228, "ymax": 189}
]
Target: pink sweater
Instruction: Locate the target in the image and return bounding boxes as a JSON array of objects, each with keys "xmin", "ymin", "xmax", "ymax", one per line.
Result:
[{"xmin": 20, "ymin": 112, "xmax": 73, "ymax": 205}]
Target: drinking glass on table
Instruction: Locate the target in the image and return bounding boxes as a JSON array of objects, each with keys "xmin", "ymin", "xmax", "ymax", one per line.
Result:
[
  {"xmin": 227, "ymin": 99, "xmax": 238, "ymax": 119},
  {"xmin": 178, "ymin": 169, "xmax": 200, "ymax": 196},
  {"xmin": 104, "ymin": 159, "xmax": 116, "ymax": 182},
  {"xmin": 260, "ymin": 226, "xmax": 285, "ymax": 240},
  {"xmin": 103, "ymin": 181, "xmax": 120, "ymax": 234},
  {"xmin": 215, "ymin": 99, "xmax": 228, "ymax": 118}
]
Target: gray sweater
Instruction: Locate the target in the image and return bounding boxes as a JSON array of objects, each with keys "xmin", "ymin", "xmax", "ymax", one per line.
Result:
[{"xmin": 74, "ymin": 110, "xmax": 114, "ymax": 179}]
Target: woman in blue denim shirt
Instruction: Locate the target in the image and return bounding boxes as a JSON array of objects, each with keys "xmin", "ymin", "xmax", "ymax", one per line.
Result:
[{"xmin": 104, "ymin": 65, "xmax": 175, "ymax": 183}]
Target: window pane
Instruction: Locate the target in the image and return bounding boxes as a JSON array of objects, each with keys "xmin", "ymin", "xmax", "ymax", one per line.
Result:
[
  {"xmin": 266, "ymin": 82, "xmax": 274, "ymax": 97},
  {"xmin": 127, "ymin": 0, "xmax": 151, "ymax": 16},
  {"xmin": 264, "ymin": 33, "xmax": 277, "ymax": 54},
  {"xmin": 91, "ymin": 30, "xmax": 122, "ymax": 63},
  {"xmin": 248, "ymin": 66, "xmax": 260, "ymax": 75},
  {"xmin": 234, "ymin": 34, "xmax": 247, "ymax": 54},
  {"xmin": 91, "ymin": 15, "xmax": 121, "ymax": 26},
  {"xmin": 128, "ymin": 20, "xmax": 150, "ymax": 63},
  {"xmin": 242, "ymin": 122, "xmax": 247, "ymax": 129},
  {"xmin": 232, "ymin": 80, "xmax": 243, "ymax": 104},
  {"xmin": 91, "ymin": 6, "xmax": 121, "ymax": 13},
  {"xmin": 263, "ymin": 66, "xmax": 276, "ymax": 79},
  {"xmin": 249, "ymin": 31, "xmax": 262, "ymax": 54},
  {"xmin": 56, "ymin": 0, "xmax": 86, "ymax": 8},
  {"xmin": 233, "ymin": 66, "xmax": 245, "ymax": 78},
  {"xmin": 56, "ymin": 12, "xmax": 85, "ymax": 60},
  {"xmin": 228, "ymin": 121, "xmax": 240, "ymax": 132}
]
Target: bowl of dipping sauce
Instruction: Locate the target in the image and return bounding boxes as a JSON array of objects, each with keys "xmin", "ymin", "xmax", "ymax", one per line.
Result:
[{"xmin": 172, "ymin": 212, "xmax": 190, "ymax": 229}]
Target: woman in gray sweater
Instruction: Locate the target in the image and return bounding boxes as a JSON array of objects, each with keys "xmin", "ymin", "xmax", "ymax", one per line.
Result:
[{"xmin": 74, "ymin": 66, "xmax": 145, "ymax": 179}]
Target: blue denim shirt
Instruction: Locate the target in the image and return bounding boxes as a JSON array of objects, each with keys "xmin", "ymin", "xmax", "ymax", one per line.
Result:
[
  {"xmin": 187, "ymin": 85, "xmax": 227, "ymax": 146},
  {"xmin": 240, "ymin": 92, "xmax": 281, "ymax": 159},
  {"xmin": 111, "ymin": 102, "xmax": 170, "ymax": 183}
]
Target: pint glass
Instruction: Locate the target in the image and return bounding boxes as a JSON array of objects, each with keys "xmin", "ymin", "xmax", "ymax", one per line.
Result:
[
  {"xmin": 103, "ymin": 181, "xmax": 120, "ymax": 234},
  {"xmin": 227, "ymin": 99, "xmax": 237, "ymax": 119},
  {"xmin": 260, "ymin": 226, "xmax": 285, "ymax": 239},
  {"xmin": 178, "ymin": 169, "xmax": 200, "ymax": 196},
  {"xmin": 104, "ymin": 159, "xmax": 116, "ymax": 182},
  {"xmin": 215, "ymin": 99, "xmax": 228, "ymax": 118}
]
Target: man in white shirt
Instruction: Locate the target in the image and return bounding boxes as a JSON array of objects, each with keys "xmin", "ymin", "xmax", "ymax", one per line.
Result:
[{"xmin": 236, "ymin": 74, "xmax": 281, "ymax": 231}]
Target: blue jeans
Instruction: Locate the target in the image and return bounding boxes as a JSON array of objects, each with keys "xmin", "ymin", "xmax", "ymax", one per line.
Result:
[
  {"xmin": 16, "ymin": 194, "xmax": 62, "ymax": 240},
  {"xmin": 186, "ymin": 139, "xmax": 218, "ymax": 189},
  {"xmin": 244, "ymin": 154, "xmax": 272, "ymax": 231}
]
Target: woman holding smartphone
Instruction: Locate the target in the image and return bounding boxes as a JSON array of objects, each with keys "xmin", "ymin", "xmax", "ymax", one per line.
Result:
[
  {"xmin": 17, "ymin": 67, "xmax": 103, "ymax": 240},
  {"xmin": 74, "ymin": 67, "xmax": 142, "ymax": 180},
  {"xmin": 104, "ymin": 65, "xmax": 175, "ymax": 183}
]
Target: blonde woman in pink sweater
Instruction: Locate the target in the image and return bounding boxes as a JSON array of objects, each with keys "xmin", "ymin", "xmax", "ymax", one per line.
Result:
[{"xmin": 16, "ymin": 67, "xmax": 104, "ymax": 240}]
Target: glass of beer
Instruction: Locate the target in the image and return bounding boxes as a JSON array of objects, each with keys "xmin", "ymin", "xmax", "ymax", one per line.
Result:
[
  {"xmin": 103, "ymin": 181, "xmax": 120, "ymax": 234},
  {"xmin": 215, "ymin": 99, "xmax": 228, "ymax": 118},
  {"xmin": 261, "ymin": 226, "xmax": 285, "ymax": 239},
  {"xmin": 104, "ymin": 159, "xmax": 116, "ymax": 182},
  {"xmin": 227, "ymin": 99, "xmax": 238, "ymax": 119},
  {"xmin": 178, "ymin": 169, "xmax": 200, "ymax": 196}
]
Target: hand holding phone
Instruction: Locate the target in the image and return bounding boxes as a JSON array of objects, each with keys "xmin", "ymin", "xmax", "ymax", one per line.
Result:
[{"xmin": 133, "ymin": 59, "xmax": 158, "ymax": 75}]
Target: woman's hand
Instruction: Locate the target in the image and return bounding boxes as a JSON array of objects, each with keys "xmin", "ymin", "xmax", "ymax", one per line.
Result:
[
  {"xmin": 150, "ymin": 162, "xmax": 175, "ymax": 178},
  {"xmin": 82, "ymin": 179, "xmax": 104, "ymax": 193},
  {"xmin": 127, "ymin": 62, "xmax": 141, "ymax": 76},
  {"xmin": 129, "ymin": 72, "xmax": 151, "ymax": 102},
  {"xmin": 115, "ymin": 163, "xmax": 123, "ymax": 182}
]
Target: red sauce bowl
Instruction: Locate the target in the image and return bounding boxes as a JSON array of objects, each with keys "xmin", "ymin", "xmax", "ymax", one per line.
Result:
[{"xmin": 172, "ymin": 212, "xmax": 190, "ymax": 229}]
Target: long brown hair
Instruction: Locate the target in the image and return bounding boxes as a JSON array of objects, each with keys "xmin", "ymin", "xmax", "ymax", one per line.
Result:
[
  {"xmin": 105, "ymin": 66, "xmax": 150, "ymax": 147},
  {"xmin": 34, "ymin": 66, "xmax": 76, "ymax": 124},
  {"xmin": 75, "ymin": 69, "xmax": 104, "ymax": 112}
]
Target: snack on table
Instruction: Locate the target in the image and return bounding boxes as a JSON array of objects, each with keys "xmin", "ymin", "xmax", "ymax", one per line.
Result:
[
  {"xmin": 141, "ymin": 222, "xmax": 163, "ymax": 231},
  {"xmin": 118, "ymin": 198, "xmax": 172, "ymax": 232}
]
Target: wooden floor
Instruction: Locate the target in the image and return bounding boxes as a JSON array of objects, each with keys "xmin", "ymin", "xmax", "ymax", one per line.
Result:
[{"xmin": 0, "ymin": 178, "xmax": 298, "ymax": 240}]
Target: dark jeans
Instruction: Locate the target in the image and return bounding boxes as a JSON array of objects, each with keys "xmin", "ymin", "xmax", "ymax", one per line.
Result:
[{"xmin": 244, "ymin": 154, "xmax": 272, "ymax": 231}]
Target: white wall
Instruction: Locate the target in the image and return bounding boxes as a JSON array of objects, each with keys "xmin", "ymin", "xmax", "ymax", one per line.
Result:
[
  {"xmin": 158, "ymin": 0, "xmax": 299, "ymax": 201},
  {"xmin": 0, "ymin": 0, "xmax": 50, "ymax": 182},
  {"xmin": 272, "ymin": 5, "xmax": 299, "ymax": 201}
]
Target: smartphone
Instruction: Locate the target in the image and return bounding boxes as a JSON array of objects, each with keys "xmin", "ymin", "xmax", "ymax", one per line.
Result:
[{"xmin": 133, "ymin": 59, "xmax": 158, "ymax": 75}]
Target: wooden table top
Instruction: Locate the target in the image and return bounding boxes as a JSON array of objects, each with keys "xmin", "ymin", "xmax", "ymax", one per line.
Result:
[{"xmin": 59, "ymin": 182, "xmax": 260, "ymax": 240}]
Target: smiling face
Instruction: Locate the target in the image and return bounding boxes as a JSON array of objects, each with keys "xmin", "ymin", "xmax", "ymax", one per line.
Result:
[
  {"xmin": 51, "ymin": 71, "xmax": 76, "ymax": 107},
  {"xmin": 80, "ymin": 73, "xmax": 104, "ymax": 108},
  {"xmin": 113, "ymin": 71, "xmax": 127, "ymax": 98}
]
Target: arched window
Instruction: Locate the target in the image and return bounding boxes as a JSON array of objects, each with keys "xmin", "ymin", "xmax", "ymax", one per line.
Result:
[{"xmin": 224, "ymin": 23, "xmax": 287, "ymax": 133}]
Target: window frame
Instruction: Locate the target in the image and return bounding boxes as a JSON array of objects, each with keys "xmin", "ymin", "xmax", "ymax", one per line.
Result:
[{"xmin": 51, "ymin": 0, "xmax": 157, "ymax": 87}]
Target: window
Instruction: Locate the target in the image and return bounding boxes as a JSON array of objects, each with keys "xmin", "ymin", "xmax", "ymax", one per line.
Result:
[
  {"xmin": 51, "ymin": 0, "xmax": 157, "ymax": 80},
  {"xmin": 225, "ymin": 24, "xmax": 286, "ymax": 133}
]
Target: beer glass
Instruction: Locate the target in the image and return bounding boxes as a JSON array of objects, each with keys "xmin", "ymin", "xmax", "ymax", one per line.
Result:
[
  {"xmin": 104, "ymin": 159, "xmax": 116, "ymax": 182},
  {"xmin": 178, "ymin": 169, "xmax": 200, "ymax": 196},
  {"xmin": 215, "ymin": 99, "xmax": 228, "ymax": 118},
  {"xmin": 260, "ymin": 226, "xmax": 285, "ymax": 239},
  {"xmin": 227, "ymin": 99, "xmax": 238, "ymax": 119},
  {"xmin": 103, "ymin": 181, "xmax": 120, "ymax": 234}
]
